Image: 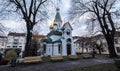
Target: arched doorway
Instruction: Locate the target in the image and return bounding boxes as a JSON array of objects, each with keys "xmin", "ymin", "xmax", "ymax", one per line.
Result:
[
  {"xmin": 67, "ymin": 38, "xmax": 71, "ymax": 55},
  {"xmin": 67, "ymin": 44, "xmax": 71, "ymax": 55}
]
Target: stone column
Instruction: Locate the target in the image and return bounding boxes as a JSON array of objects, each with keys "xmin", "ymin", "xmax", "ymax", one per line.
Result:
[
  {"xmin": 62, "ymin": 40, "xmax": 67, "ymax": 56},
  {"xmin": 46, "ymin": 44, "xmax": 49, "ymax": 56},
  {"xmin": 54, "ymin": 43, "xmax": 59, "ymax": 55}
]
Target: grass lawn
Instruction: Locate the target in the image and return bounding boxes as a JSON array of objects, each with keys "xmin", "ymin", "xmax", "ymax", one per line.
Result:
[
  {"xmin": 41, "ymin": 56, "xmax": 51, "ymax": 62},
  {"xmin": 65, "ymin": 63, "xmax": 120, "ymax": 71}
]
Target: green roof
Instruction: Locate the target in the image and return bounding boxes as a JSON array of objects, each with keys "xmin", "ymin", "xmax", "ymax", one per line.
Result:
[
  {"xmin": 44, "ymin": 37, "xmax": 52, "ymax": 43},
  {"xmin": 44, "ymin": 37, "xmax": 61, "ymax": 43},
  {"xmin": 47, "ymin": 30, "xmax": 62, "ymax": 36},
  {"xmin": 55, "ymin": 12, "xmax": 62, "ymax": 22}
]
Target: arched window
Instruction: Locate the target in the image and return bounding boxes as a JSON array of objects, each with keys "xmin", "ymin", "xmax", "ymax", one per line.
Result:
[
  {"xmin": 58, "ymin": 44, "xmax": 61, "ymax": 53},
  {"xmin": 67, "ymin": 38, "xmax": 71, "ymax": 43},
  {"xmin": 66, "ymin": 29, "xmax": 70, "ymax": 35},
  {"xmin": 43, "ymin": 44, "xmax": 46, "ymax": 53}
]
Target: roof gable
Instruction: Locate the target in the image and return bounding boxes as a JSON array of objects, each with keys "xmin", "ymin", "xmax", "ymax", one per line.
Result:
[{"xmin": 62, "ymin": 22, "xmax": 73, "ymax": 30}]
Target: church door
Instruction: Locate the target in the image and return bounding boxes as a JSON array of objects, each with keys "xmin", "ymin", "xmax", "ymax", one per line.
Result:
[{"xmin": 67, "ymin": 44, "xmax": 71, "ymax": 55}]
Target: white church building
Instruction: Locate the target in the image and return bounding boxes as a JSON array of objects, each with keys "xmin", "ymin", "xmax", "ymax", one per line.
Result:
[{"xmin": 43, "ymin": 8, "xmax": 76, "ymax": 56}]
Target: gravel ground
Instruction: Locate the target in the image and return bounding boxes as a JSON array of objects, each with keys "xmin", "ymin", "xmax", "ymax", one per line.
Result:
[{"xmin": 0, "ymin": 57, "xmax": 114, "ymax": 71}]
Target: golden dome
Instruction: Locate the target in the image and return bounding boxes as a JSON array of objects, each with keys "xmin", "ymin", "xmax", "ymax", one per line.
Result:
[
  {"xmin": 53, "ymin": 20, "xmax": 58, "ymax": 25},
  {"xmin": 50, "ymin": 24, "xmax": 53, "ymax": 29}
]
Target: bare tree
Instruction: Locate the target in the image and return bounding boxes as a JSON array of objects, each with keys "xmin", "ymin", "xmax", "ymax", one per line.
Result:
[
  {"xmin": 31, "ymin": 36, "xmax": 40, "ymax": 56},
  {"xmin": 70, "ymin": 0, "xmax": 119, "ymax": 57},
  {"xmin": 0, "ymin": 0, "xmax": 51, "ymax": 56},
  {"xmin": 0, "ymin": 23, "xmax": 5, "ymax": 34},
  {"xmin": 92, "ymin": 40, "xmax": 103, "ymax": 54},
  {"xmin": 0, "ymin": 23, "xmax": 8, "ymax": 35}
]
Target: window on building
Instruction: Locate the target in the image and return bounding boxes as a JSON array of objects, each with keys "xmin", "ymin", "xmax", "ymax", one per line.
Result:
[
  {"xmin": 19, "ymin": 46, "xmax": 22, "ymax": 47},
  {"xmin": 14, "ymin": 39, "xmax": 18, "ymax": 41},
  {"xmin": 43, "ymin": 44, "xmax": 46, "ymax": 53},
  {"xmin": 67, "ymin": 38, "xmax": 71, "ymax": 43},
  {"xmin": 7, "ymin": 46, "xmax": 10, "ymax": 48},
  {"xmin": 58, "ymin": 44, "xmax": 61, "ymax": 53},
  {"xmin": 13, "ymin": 42, "xmax": 18, "ymax": 44},
  {"xmin": 116, "ymin": 47, "xmax": 120, "ymax": 53},
  {"xmin": 13, "ymin": 46, "xmax": 17, "ymax": 48}
]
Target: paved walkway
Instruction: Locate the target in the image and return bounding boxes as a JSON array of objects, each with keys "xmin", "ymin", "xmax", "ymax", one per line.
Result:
[{"xmin": 0, "ymin": 57, "xmax": 114, "ymax": 71}]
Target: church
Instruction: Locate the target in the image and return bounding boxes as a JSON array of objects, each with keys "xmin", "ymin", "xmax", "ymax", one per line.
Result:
[{"xmin": 43, "ymin": 8, "xmax": 76, "ymax": 56}]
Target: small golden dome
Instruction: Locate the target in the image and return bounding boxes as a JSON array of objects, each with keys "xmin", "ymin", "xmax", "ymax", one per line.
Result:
[
  {"xmin": 53, "ymin": 20, "xmax": 58, "ymax": 25},
  {"xmin": 50, "ymin": 25, "xmax": 53, "ymax": 29}
]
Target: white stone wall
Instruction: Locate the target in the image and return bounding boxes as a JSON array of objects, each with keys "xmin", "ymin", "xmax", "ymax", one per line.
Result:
[
  {"xmin": 76, "ymin": 46, "xmax": 91, "ymax": 53},
  {"xmin": 53, "ymin": 43, "xmax": 59, "ymax": 56},
  {"xmin": 46, "ymin": 43, "xmax": 61, "ymax": 56}
]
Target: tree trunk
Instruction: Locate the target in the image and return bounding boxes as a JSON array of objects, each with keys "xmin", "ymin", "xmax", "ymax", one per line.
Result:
[
  {"xmin": 96, "ymin": 12, "xmax": 117, "ymax": 58},
  {"xmin": 32, "ymin": 38, "xmax": 38, "ymax": 56},
  {"xmin": 98, "ymin": 48, "xmax": 101, "ymax": 55},
  {"xmin": 96, "ymin": 45, "xmax": 101, "ymax": 55},
  {"xmin": 24, "ymin": 28, "xmax": 33, "ymax": 57},
  {"xmin": 105, "ymin": 35, "xmax": 117, "ymax": 58}
]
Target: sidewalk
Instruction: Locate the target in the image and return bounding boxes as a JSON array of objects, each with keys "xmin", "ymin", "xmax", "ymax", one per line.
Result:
[{"xmin": 0, "ymin": 57, "xmax": 114, "ymax": 71}]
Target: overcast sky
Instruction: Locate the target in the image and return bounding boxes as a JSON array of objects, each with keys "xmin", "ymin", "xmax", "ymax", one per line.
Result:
[
  {"xmin": 0, "ymin": 0, "xmax": 120, "ymax": 36},
  {"xmin": 1, "ymin": 0, "xmax": 119, "ymax": 36},
  {"xmin": 0, "ymin": 0, "xmax": 88, "ymax": 36}
]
